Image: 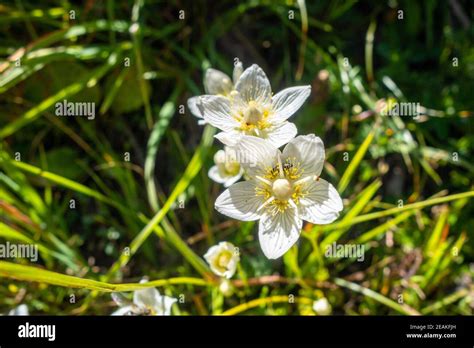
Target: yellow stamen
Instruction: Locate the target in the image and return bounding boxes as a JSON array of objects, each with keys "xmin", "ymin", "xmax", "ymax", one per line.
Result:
[{"xmin": 254, "ymin": 158, "xmax": 308, "ymax": 214}]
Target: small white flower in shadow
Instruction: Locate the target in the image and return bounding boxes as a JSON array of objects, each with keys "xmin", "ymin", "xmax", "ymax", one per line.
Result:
[
  {"xmin": 111, "ymin": 279, "xmax": 177, "ymax": 316},
  {"xmin": 200, "ymin": 64, "xmax": 311, "ymax": 148},
  {"xmin": 204, "ymin": 241, "xmax": 240, "ymax": 279},
  {"xmin": 219, "ymin": 279, "xmax": 234, "ymax": 296},
  {"xmin": 208, "ymin": 147, "xmax": 243, "ymax": 187},
  {"xmin": 214, "ymin": 134, "xmax": 343, "ymax": 259},
  {"xmin": 313, "ymin": 298, "xmax": 332, "ymax": 315},
  {"xmin": 187, "ymin": 62, "xmax": 244, "ymax": 125},
  {"xmin": 7, "ymin": 304, "xmax": 29, "ymax": 316}
]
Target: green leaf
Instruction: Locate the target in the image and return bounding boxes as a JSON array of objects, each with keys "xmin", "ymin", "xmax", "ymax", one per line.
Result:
[
  {"xmin": 34, "ymin": 147, "xmax": 83, "ymax": 181},
  {"xmin": 104, "ymin": 65, "xmax": 151, "ymax": 114},
  {"xmin": 23, "ymin": 60, "xmax": 101, "ymax": 104}
]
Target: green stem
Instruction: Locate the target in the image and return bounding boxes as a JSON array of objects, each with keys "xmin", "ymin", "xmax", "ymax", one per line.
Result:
[
  {"xmin": 0, "ymin": 261, "xmax": 207, "ymax": 292},
  {"xmin": 421, "ymin": 288, "xmax": 471, "ymax": 314},
  {"xmin": 221, "ymin": 295, "xmax": 313, "ymax": 316}
]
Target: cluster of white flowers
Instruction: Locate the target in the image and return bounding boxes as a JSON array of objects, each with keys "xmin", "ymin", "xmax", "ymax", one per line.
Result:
[
  {"xmin": 189, "ymin": 60, "xmax": 343, "ymax": 261},
  {"xmin": 5, "ymin": 63, "xmax": 340, "ymax": 317}
]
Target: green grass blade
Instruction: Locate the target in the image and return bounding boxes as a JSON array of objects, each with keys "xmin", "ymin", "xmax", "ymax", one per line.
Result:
[
  {"xmin": 108, "ymin": 125, "xmax": 216, "ymax": 278},
  {"xmin": 0, "ymin": 45, "xmax": 121, "ymax": 94},
  {"xmin": 0, "ymin": 261, "xmax": 207, "ymax": 292},
  {"xmin": 334, "ymin": 278, "xmax": 420, "ymax": 315},
  {"xmin": 337, "ymin": 127, "xmax": 376, "ymax": 194},
  {"xmin": 421, "ymin": 288, "xmax": 470, "ymax": 314},
  {"xmin": 355, "ymin": 210, "xmax": 416, "ymax": 244},
  {"xmin": 321, "ymin": 190, "xmax": 474, "ymax": 232},
  {"xmin": 6, "ymin": 160, "xmax": 121, "ymax": 209},
  {"xmin": 321, "ymin": 179, "xmax": 381, "ymax": 250},
  {"xmin": 424, "ymin": 208, "xmax": 448, "ymax": 254},
  {"xmin": 145, "ymin": 89, "xmax": 180, "ymax": 212},
  {"xmin": 0, "ymin": 51, "xmax": 121, "ymax": 139}
]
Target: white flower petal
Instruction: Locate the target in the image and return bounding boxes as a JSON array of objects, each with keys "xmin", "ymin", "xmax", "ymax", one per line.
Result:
[
  {"xmin": 208, "ymin": 165, "xmax": 227, "ymax": 184},
  {"xmin": 258, "ymin": 208, "xmax": 303, "ymax": 259},
  {"xmin": 235, "ymin": 64, "xmax": 272, "ymax": 104},
  {"xmin": 223, "ymin": 257, "xmax": 239, "ymax": 278},
  {"xmin": 283, "ymin": 134, "xmax": 325, "ymax": 177},
  {"xmin": 200, "ymin": 95, "xmax": 240, "ymax": 132},
  {"xmin": 187, "ymin": 96, "xmax": 204, "ymax": 118},
  {"xmin": 133, "ymin": 286, "xmax": 161, "ymax": 309},
  {"xmin": 264, "ymin": 122, "xmax": 298, "ymax": 148},
  {"xmin": 233, "ymin": 61, "xmax": 243, "ymax": 84},
  {"xmin": 214, "ymin": 131, "xmax": 243, "ymax": 146},
  {"xmin": 298, "ymin": 178, "xmax": 343, "ymax": 224},
  {"xmin": 204, "ymin": 244, "xmax": 222, "ymax": 263},
  {"xmin": 234, "ymin": 135, "xmax": 280, "ymax": 178},
  {"xmin": 229, "ymin": 90, "xmax": 248, "ymax": 110},
  {"xmin": 111, "ymin": 293, "xmax": 129, "ymax": 307},
  {"xmin": 272, "ymin": 85, "xmax": 311, "ymax": 121},
  {"xmin": 215, "ymin": 181, "xmax": 263, "ymax": 221},
  {"xmin": 8, "ymin": 304, "xmax": 29, "ymax": 316},
  {"xmin": 153, "ymin": 292, "xmax": 177, "ymax": 316},
  {"xmin": 204, "ymin": 68, "xmax": 233, "ymax": 95},
  {"xmin": 223, "ymin": 171, "xmax": 243, "ymax": 187},
  {"xmin": 111, "ymin": 305, "xmax": 133, "ymax": 316},
  {"xmin": 208, "ymin": 166, "xmax": 242, "ymax": 187}
]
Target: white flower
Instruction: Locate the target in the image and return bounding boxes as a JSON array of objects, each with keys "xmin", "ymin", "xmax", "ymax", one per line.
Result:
[
  {"xmin": 187, "ymin": 62, "xmax": 244, "ymax": 125},
  {"xmin": 111, "ymin": 280, "xmax": 177, "ymax": 316},
  {"xmin": 200, "ymin": 64, "xmax": 311, "ymax": 148},
  {"xmin": 219, "ymin": 279, "xmax": 234, "ymax": 296},
  {"xmin": 208, "ymin": 147, "xmax": 243, "ymax": 187},
  {"xmin": 204, "ymin": 241, "xmax": 240, "ymax": 279},
  {"xmin": 214, "ymin": 134, "xmax": 343, "ymax": 259},
  {"xmin": 313, "ymin": 298, "xmax": 332, "ymax": 315},
  {"xmin": 7, "ymin": 304, "xmax": 29, "ymax": 315}
]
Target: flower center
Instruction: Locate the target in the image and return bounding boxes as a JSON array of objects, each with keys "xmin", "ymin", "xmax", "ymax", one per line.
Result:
[
  {"xmin": 216, "ymin": 251, "xmax": 232, "ymax": 269},
  {"xmin": 224, "ymin": 161, "xmax": 240, "ymax": 176},
  {"xmin": 214, "ymin": 150, "xmax": 240, "ymax": 176},
  {"xmin": 272, "ymin": 178, "xmax": 293, "ymax": 200},
  {"xmin": 255, "ymin": 158, "xmax": 309, "ymax": 215},
  {"xmin": 232, "ymin": 95, "xmax": 272, "ymax": 134},
  {"xmin": 243, "ymin": 101, "xmax": 262, "ymax": 125}
]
